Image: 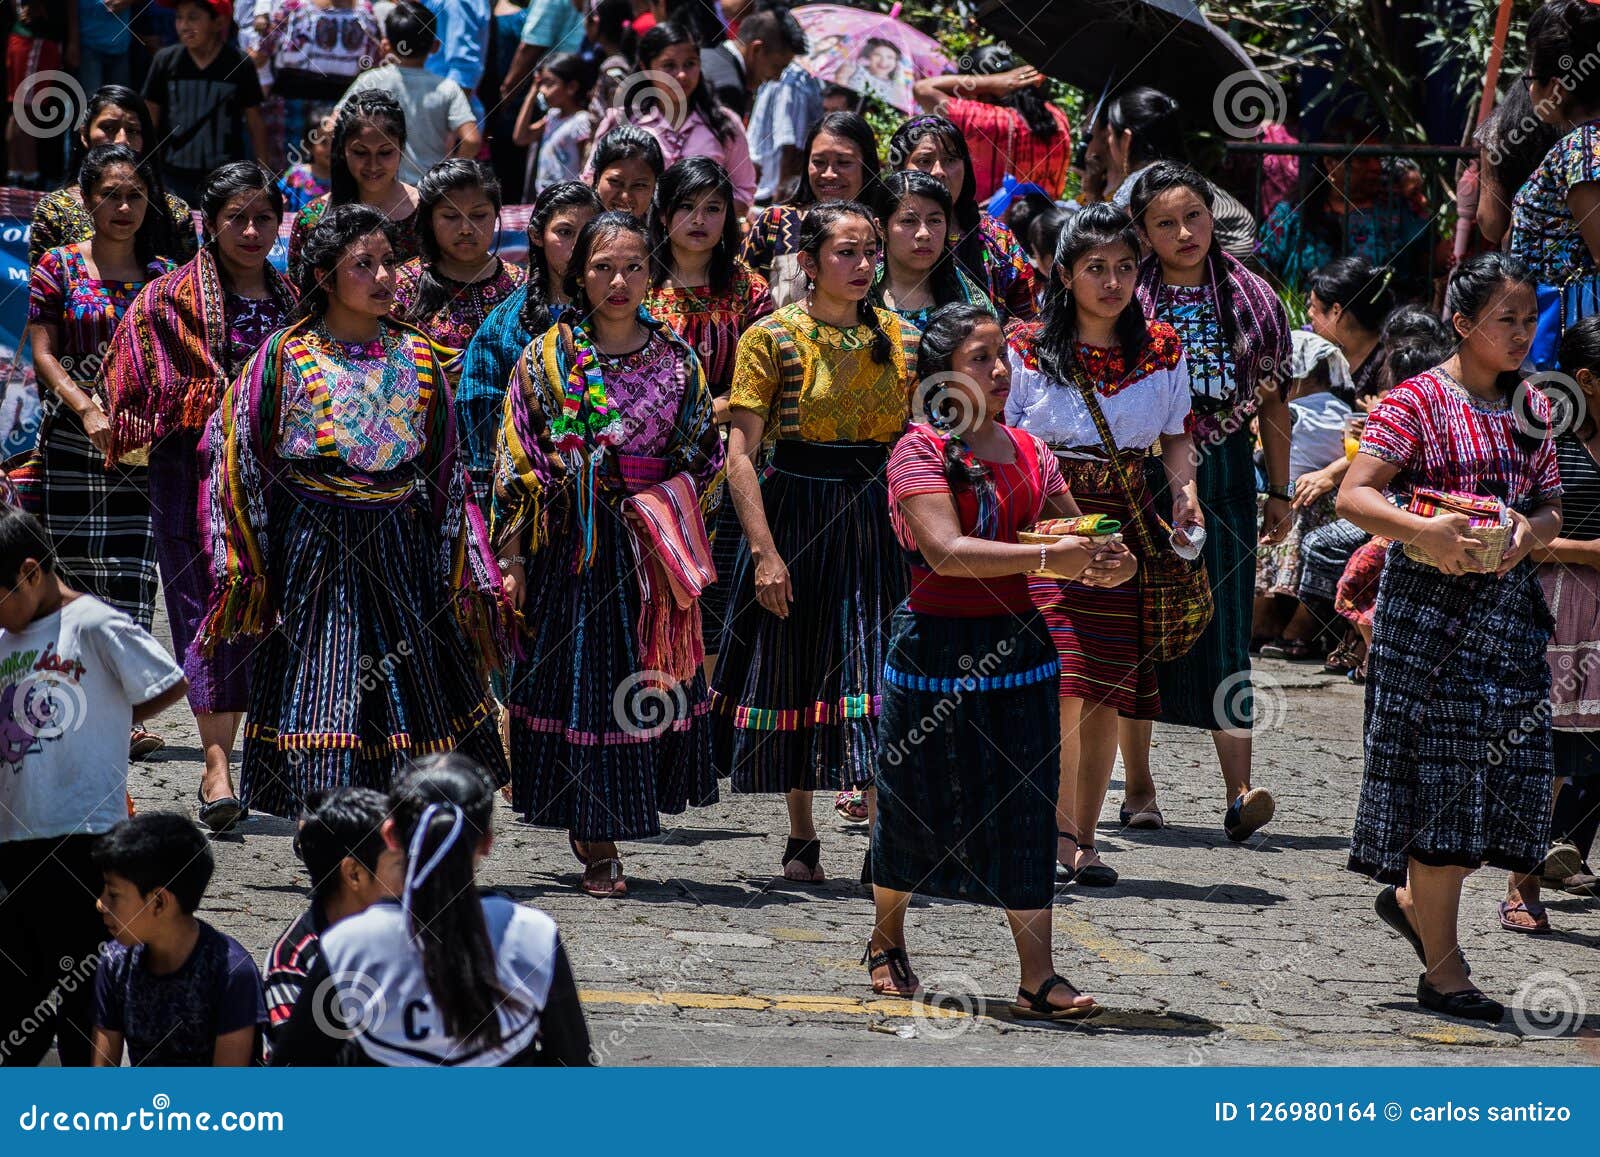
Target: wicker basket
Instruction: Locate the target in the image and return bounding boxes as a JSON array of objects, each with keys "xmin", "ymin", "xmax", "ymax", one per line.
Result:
[
  {"xmin": 1019, "ymin": 528, "xmax": 1120, "ymax": 581},
  {"xmin": 1401, "ymin": 521, "xmax": 1511, "ymax": 572}
]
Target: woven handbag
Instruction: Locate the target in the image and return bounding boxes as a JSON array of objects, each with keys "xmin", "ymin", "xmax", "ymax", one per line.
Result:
[{"xmin": 1069, "ymin": 365, "xmax": 1213, "ymax": 663}]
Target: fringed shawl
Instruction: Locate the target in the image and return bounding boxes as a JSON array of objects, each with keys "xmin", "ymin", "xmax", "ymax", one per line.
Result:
[
  {"xmin": 199, "ymin": 316, "xmax": 512, "ymax": 665},
  {"xmin": 622, "ymin": 472, "xmax": 716, "ymax": 681},
  {"xmin": 490, "ymin": 311, "xmax": 723, "ymax": 578},
  {"xmin": 102, "ymin": 247, "xmax": 297, "ymax": 461}
]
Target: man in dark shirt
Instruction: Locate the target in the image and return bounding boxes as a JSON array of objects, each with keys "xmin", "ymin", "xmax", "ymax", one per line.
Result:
[
  {"xmin": 698, "ymin": 3, "xmax": 806, "ymax": 121},
  {"xmin": 143, "ymin": 0, "xmax": 269, "ymax": 202}
]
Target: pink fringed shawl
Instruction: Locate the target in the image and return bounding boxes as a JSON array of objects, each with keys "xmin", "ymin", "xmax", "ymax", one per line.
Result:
[{"xmin": 622, "ymin": 473, "xmax": 716, "ymax": 682}]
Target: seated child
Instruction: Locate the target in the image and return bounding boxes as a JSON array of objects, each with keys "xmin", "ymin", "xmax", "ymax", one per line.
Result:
[
  {"xmin": 92, "ymin": 812, "xmax": 268, "ymax": 1066},
  {"xmin": 265, "ymin": 786, "xmax": 401, "ymax": 1044},
  {"xmin": 0, "ymin": 508, "xmax": 187, "ymax": 1066}
]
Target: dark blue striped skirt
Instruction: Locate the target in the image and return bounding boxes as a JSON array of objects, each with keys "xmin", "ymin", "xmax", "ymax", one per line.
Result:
[
  {"xmin": 238, "ymin": 490, "xmax": 508, "ymax": 818},
  {"xmin": 506, "ymin": 495, "xmax": 717, "ymax": 841},
  {"xmin": 871, "ymin": 607, "xmax": 1061, "ymax": 910}
]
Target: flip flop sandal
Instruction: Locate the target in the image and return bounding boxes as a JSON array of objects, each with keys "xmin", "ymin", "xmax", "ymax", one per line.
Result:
[
  {"xmin": 581, "ymin": 857, "xmax": 627, "ymax": 898},
  {"xmin": 1375, "ymin": 885, "xmax": 1470, "ymax": 976},
  {"xmin": 1119, "ymin": 803, "xmax": 1164, "ymax": 830},
  {"xmin": 1497, "ymin": 898, "xmax": 1551, "ymax": 934},
  {"xmin": 1010, "ymin": 974, "xmax": 1097, "ymax": 1021},
  {"xmin": 569, "ymin": 833, "xmax": 590, "ymax": 867},
  {"xmin": 861, "ymin": 941, "xmax": 919, "ymax": 996},
  {"xmin": 196, "ymin": 787, "xmax": 244, "ymax": 834},
  {"xmin": 1542, "ymin": 842, "xmax": 1585, "ymax": 882},
  {"xmin": 781, "ymin": 837, "xmax": 824, "ymax": 882},
  {"xmin": 130, "ymin": 727, "xmax": 165, "ymax": 761}
]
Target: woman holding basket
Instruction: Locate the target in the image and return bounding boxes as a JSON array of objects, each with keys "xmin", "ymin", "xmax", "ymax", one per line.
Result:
[
  {"xmin": 1005, "ymin": 204, "xmax": 1200, "ymax": 887},
  {"xmin": 1337, "ymin": 252, "xmax": 1562, "ymax": 1024}
]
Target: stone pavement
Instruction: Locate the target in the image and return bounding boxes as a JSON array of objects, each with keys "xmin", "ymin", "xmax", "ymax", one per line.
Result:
[{"xmin": 129, "ymin": 657, "xmax": 1600, "ymax": 1066}]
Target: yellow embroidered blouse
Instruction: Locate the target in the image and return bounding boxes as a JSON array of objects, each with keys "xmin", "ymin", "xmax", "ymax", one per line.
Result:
[{"xmin": 727, "ymin": 303, "xmax": 920, "ymax": 443}]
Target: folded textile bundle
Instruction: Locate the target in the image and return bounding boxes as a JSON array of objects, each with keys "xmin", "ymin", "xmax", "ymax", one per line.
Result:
[{"xmin": 1403, "ymin": 488, "xmax": 1510, "ymax": 572}]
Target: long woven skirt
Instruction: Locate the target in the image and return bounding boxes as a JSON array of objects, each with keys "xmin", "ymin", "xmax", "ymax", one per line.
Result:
[
  {"xmin": 1348, "ymin": 549, "xmax": 1554, "ymax": 885},
  {"xmin": 712, "ymin": 440, "xmax": 907, "ymax": 794},
  {"xmin": 506, "ymin": 501, "xmax": 717, "ymax": 842},
  {"xmin": 1149, "ymin": 426, "xmax": 1255, "ymax": 731},
  {"xmin": 238, "ymin": 490, "xmax": 507, "ymax": 818},
  {"xmin": 1032, "ymin": 455, "xmax": 1159, "ymax": 717},
  {"xmin": 700, "ymin": 488, "xmax": 743, "ymax": 653},
  {"xmin": 148, "ymin": 432, "xmax": 250, "ymax": 714},
  {"xmin": 37, "ymin": 397, "xmax": 156, "ymax": 628},
  {"xmin": 872, "ymin": 607, "xmax": 1061, "ymax": 910}
]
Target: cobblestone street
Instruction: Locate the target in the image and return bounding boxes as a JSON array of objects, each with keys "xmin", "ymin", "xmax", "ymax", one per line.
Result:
[{"xmin": 131, "ymin": 651, "xmax": 1600, "ymax": 1066}]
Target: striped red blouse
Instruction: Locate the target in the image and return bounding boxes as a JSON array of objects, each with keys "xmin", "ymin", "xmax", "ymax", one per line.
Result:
[{"xmin": 888, "ymin": 424, "xmax": 1067, "ymax": 616}]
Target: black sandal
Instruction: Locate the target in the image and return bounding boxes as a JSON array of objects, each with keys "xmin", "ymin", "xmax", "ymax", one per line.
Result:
[
  {"xmin": 196, "ymin": 786, "xmax": 244, "ymax": 833},
  {"xmin": 1416, "ymin": 977, "xmax": 1503, "ymax": 1024},
  {"xmin": 1055, "ymin": 831, "xmax": 1077, "ymax": 883},
  {"xmin": 781, "ymin": 836, "xmax": 823, "ymax": 882},
  {"xmin": 1010, "ymin": 974, "xmax": 1097, "ymax": 1020},
  {"xmin": 1375, "ymin": 885, "xmax": 1469, "ymax": 975},
  {"xmin": 861, "ymin": 941, "xmax": 919, "ymax": 996}
]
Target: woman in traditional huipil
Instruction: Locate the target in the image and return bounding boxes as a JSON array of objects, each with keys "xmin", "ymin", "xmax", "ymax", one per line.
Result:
[
  {"xmin": 645, "ymin": 157, "xmax": 772, "ymax": 669},
  {"xmin": 1005, "ymin": 204, "xmax": 1195, "ymax": 887},
  {"xmin": 713, "ymin": 201, "xmax": 921, "ymax": 884},
  {"xmin": 457, "ymin": 182, "xmax": 602, "ymax": 495},
  {"xmin": 103, "ymin": 162, "xmax": 297, "ymax": 830},
  {"xmin": 872, "ymin": 302, "xmax": 1112, "ymax": 1014},
  {"xmin": 288, "ymin": 91, "xmax": 422, "ymax": 275},
  {"xmin": 492, "ymin": 212, "xmax": 724, "ymax": 899},
  {"xmin": 888, "ymin": 116, "xmax": 1035, "ymax": 326},
  {"xmin": 1339, "ymin": 253, "xmax": 1562, "ymax": 1024},
  {"xmin": 202, "ymin": 203, "xmax": 509, "ymax": 819},
  {"xmin": 741, "ymin": 112, "xmax": 886, "ymax": 308},
  {"xmin": 1120, "ymin": 162, "xmax": 1292, "ymax": 842},
  {"xmin": 391, "ymin": 160, "xmax": 525, "ymax": 370},
  {"xmin": 871, "ymin": 170, "xmax": 994, "ymax": 329}
]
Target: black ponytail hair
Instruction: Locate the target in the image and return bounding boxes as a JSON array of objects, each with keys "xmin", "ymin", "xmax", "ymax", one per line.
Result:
[
  {"xmin": 1103, "ymin": 86, "xmax": 1183, "ymax": 169},
  {"xmin": 589, "ymin": 125, "xmax": 666, "ymax": 182},
  {"xmin": 648, "ymin": 157, "xmax": 739, "ymax": 293},
  {"xmin": 875, "ymin": 170, "xmax": 966, "ymax": 310},
  {"xmin": 916, "ymin": 302, "xmax": 1007, "ymax": 497},
  {"xmin": 390, "ymin": 755, "xmax": 518, "ymax": 1050},
  {"xmin": 1475, "ymin": 78, "xmax": 1562, "ymax": 201},
  {"xmin": 968, "ymin": 45, "xmax": 1060, "ymax": 138},
  {"xmin": 793, "ymin": 110, "xmax": 885, "ymax": 214},
  {"xmin": 797, "ymin": 200, "xmax": 893, "ymax": 365},
  {"xmin": 200, "ymin": 162, "xmax": 287, "ymax": 311},
  {"xmin": 561, "ymin": 210, "xmax": 652, "ymax": 321},
  {"xmin": 292, "ymin": 202, "xmax": 398, "ymax": 320},
  {"xmin": 632, "ymin": 21, "xmax": 737, "ymax": 145},
  {"xmin": 1444, "ymin": 250, "xmax": 1542, "ymax": 453},
  {"xmin": 887, "ymin": 117, "xmax": 983, "ymax": 292},
  {"xmin": 330, "ymin": 90, "xmax": 409, "ymax": 207},
  {"xmin": 1128, "ymin": 160, "xmax": 1248, "ymax": 372},
  {"xmin": 408, "ymin": 159, "xmax": 503, "ymax": 323},
  {"xmin": 520, "ymin": 180, "xmax": 603, "ymax": 335},
  {"xmin": 537, "ymin": 51, "xmax": 599, "ymax": 105},
  {"xmin": 1376, "ymin": 305, "xmax": 1454, "ymax": 394},
  {"xmin": 74, "ymin": 85, "xmax": 162, "ymax": 178},
  {"xmin": 1305, "ymin": 255, "xmax": 1396, "ymax": 336},
  {"xmin": 78, "ymin": 144, "xmax": 174, "ymax": 268},
  {"xmin": 1035, "ymin": 202, "xmax": 1149, "ymax": 386}
]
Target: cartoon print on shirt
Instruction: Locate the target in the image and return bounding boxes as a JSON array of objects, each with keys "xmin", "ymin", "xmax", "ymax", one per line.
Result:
[{"xmin": 0, "ymin": 645, "xmax": 90, "ymax": 774}]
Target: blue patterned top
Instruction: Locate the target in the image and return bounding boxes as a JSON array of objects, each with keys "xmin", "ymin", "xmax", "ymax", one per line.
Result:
[
  {"xmin": 1155, "ymin": 283, "xmax": 1236, "ymax": 405},
  {"xmin": 1510, "ymin": 120, "xmax": 1600, "ymax": 285}
]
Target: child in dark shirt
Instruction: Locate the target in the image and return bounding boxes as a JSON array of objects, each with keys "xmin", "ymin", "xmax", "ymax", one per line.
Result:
[
  {"xmin": 91, "ymin": 812, "xmax": 268, "ymax": 1066},
  {"xmin": 264, "ymin": 787, "xmax": 402, "ymax": 1044}
]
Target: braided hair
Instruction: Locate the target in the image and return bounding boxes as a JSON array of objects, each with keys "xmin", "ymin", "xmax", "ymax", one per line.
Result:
[
  {"xmin": 887, "ymin": 117, "xmax": 984, "ymax": 293},
  {"xmin": 408, "ymin": 159, "xmax": 503, "ymax": 325},
  {"xmin": 519, "ymin": 181, "xmax": 603, "ymax": 335},
  {"xmin": 916, "ymin": 303, "xmax": 1005, "ymax": 528},
  {"xmin": 875, "ymin": 170, "xmax": 967, "ymax": 311},
  {"xmin": 292, "ymin": 202, "xmax": 398, "ymax": 320},
  {"xmin": 1034, "ymin": 202, "xmax": 1150, "ymax": 387},
  {"xmin": 797, "ymin": 200, "xmax": 892, "ymax": 365}
]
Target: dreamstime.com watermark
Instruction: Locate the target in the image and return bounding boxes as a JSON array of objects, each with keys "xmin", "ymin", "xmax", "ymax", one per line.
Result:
[{"xmin": 15, "ymin": 1095, "xmax": 284, "ymax": 1133}]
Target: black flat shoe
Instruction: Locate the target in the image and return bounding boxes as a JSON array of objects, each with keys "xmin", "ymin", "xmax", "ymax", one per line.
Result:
[
  {"xmin": 1055, "ymin": 831, "xmax": 1077, "ymax": 883},
  {"xmin": 1417, "ymin": 977, "xmax": 1503, "ymax": 1024},
  {"xmin": 1072, "ymin": 845, "xmax": 1119, "ymax": 888},
  {"xmin": 1374, "ymin": 885, "xmax": 1469, "ymax": 975},
  {"xmin": 196, "ymin": 786, "xmax": 244, "ymax": 834},
  {"xmin": 1223, "ymin": 788, "xmax": 1274, "ymax": 842}
]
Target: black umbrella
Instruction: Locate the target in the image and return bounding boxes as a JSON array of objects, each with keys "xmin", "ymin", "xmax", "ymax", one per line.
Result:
[{"xmin": 975, "ymin": 0, "xmax": 1276, "ymax": 133}]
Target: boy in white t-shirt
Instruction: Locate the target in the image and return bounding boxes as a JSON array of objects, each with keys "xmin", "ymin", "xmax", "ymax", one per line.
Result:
[{"xmin": 0, "ymin": 509, "xmax": 187, "ymax": 1066}]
